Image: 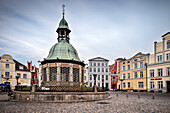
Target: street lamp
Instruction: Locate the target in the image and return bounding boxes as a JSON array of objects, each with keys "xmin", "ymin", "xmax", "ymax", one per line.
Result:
[
  {"xmin": 120, "ymin": 79, "xmax": 124, "ymax": 91},
  {"xmin": 93, "ymin": 73, "xmax": 97, "ymax": 92},
  {"xmin": 16, "ymin": 75, "xmax": 20, "ymax": 85},
  {"xmin": 145, "ymin": 63, "xmax": 148, "ymax": 92},
  {"xmin": 102, "ymin": 77, "xmax": 104, "ymax": 91},
  {"xmin": 31, "ymin": 70, "xmax": 36, "ymax": 85}
]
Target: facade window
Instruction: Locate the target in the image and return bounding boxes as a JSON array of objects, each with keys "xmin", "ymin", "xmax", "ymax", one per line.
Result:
[
  {"xmin": 106, "ymin": 63, "xmax": 107, "ymax": 66},
  {"xmin": 94, "ymin": 68, "xmax": 96, "ymax": 72},
  {"xmin": 134, "ymin": 63, "xmax": 137, "ymax": 69},
  {"xmin": 127, "ymin": 65, "xmax": 130, "ymax": 70},
  {"xmin": 23, "ymin": 74, "xmax": 27, "ymax": 79},
  {"xmin": 123, "ymin": 66, "xmax": 125, "ymax": 71},
  {"xmin": 140, "ymin": 62, "xmax": 143, "ymax": 68},
  {"xmin": 5, "ymin": 72, "xmax": 10, "ymax": 78},
  {"xmin": 166, "ymin": 53, "xmax": 170, "ymax": 60},
  {"xmin": 140, "ymin": 71, "xmax": 143, "ymax": 78},
  {"xmin": 157, "ymin": 55, "xmax": 162, "ymax": 62},
  {"xmin": 127, "ymin": 73, "xmax": 130, "ymax": 79},
  {"xmin": 127, "ymin": 61, "xmax": 130, "ymax": 63},
  {"xmin": 150, "ymin": 70, "xmax": 154, "ymax": 77},
  {"xmin": 17, "ymin": 73, "xmax": 21, "ymax": 78},
  {"xmin": 114, "ymin": 71, "xmax": 116, "ymax": 74},
  {"xmin": 94, "ymin": 63, "xmax": 96, "ymax": 66},
  {"xmin": 102, "ymin": 68, "xmax": 104, "ymax": 72},
  {"xmin": 5, "ymin": 64, "xmax": 9, "ymax": 68},
  {"xmin": 98, "ymin": 83, "xmax": 100, "ymax": 87},
  {"xmin": 150, "ymin": 81, "xmax": 154, "ymax": 89},
  {"xmin": 90, "ymin": 63, "xmax": 92, "ymax": 66},
  {"xmin": 98, "ymin": 63, "xmax": 100, "ymax": 66},
  {"xmin": 138, "ymin": 82, "xmax": 144, "ymax": 88},
  {"xmin": 123, "ymin": 74, "xmax": 126, "ymax": 79},
  {"xmin": 106, "ymin": 68, "xmax": 108, "ymax": 72},
  {"xmin": 158, "ymin": 69, "xmax": 163, "ymax": 77},
  {"xmin": 123, "ymin": 62, "xmax": 125, "ymax": 64},
  {"xmin": 134, "ymin": 72, "xmax": 138, "ymax": 78},
  {"xmin": 19, "ymin": 66, "xmax": 24, "ymax": 70},
  {"xmin": 102, "ymin": 63, "xmax": 104, "ymax": 66},
  {"xmin": 123, "ymin": 82, "xmax": 126, "ymax": 88},
  {"xmin": 127, "ymin": 82, "xmax": 130, "ymax": 88},
  {"xmin": 134, "ymin": 59, "xmax": 137, "ymax": 61},
  {"xmin": 167, "ymin": 40, "xmax": 170, "ymax": 49},
  {"xmin": 112, "ymin": 76, "xmax": 116, "ymax": 81},
  {"xmin": 158, "ymin": 81, "xmax": 163, "ymax": 89},
  {"xmin": 90, "ymin": 83, "xmax": 92, "ymax": 87},
  {"xmin": 90, "ymin": 75, "xmax": 92, "ymax": 80},
  {"xmin": 106, "ymin": 75, "xmax": 108, "ymax": 80},
  {"xmin": 84, "ymin": 76, "xmax": 86, "ymax": 80},
  {"xmin": 167, "ymin": 67, "xmax": 170, "ymax": 76},
  {"xmin": 98, "ymin": 68, "xmax": 100, "ymax": 72},
  {"xmin": 90, "ymin": 68, "xmax": 92, "ymax": 72},
  {"xmin": 84, "ymin": 70, "xmax": 86, "ymax": 74},
  {"xmin": 102, "ymin": 75, "xmax": 104, "ymax": 80},
  {"xmin": 98, "ymin": 75, "xmax": 100, "ymax": 80}
]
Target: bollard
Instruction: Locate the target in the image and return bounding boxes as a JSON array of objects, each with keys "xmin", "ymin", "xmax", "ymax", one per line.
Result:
[
  {"xmin": 117, "ymin": 93, "xmax": 118, "ymax": 97},
  {"xmin": 152, "ymin": 94, "xmax": 155, "ymax": 99},
  {"xmin": 138, "ymin": 94, "xmax": 140, "ymax": 99},
  {"xmin": 126, "ymin": 93, "xmax": 128, "ymax": 98}
]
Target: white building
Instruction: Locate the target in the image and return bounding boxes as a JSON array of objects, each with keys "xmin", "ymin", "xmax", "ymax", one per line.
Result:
[{"xmin": 88, "ymin": 57, "xmax": 111, "ymax": 89}]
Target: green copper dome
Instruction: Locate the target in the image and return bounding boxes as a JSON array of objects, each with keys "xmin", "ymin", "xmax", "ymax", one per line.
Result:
[
  {"xmin": 46, "ymin": 40, "xmax": 81, "ymax": 62},
  {"xmin": 58, "ymin": 18, "xmax": 71, "ymax": 30}
]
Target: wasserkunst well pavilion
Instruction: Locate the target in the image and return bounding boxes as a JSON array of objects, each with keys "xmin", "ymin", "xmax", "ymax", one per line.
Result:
[{"xmin": 40, "ymin": 5, "xmax": 85, "ymax": 86}]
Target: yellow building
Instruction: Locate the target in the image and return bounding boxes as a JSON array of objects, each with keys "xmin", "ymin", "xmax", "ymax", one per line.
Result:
[
  {"xmin": 0, "ymin": 54, "xmax": 31, "ymax": 89},
  {"xmin": 84, "ymin": 66, "xmax": 88, "ymax": 86},
  {"xmin": 119, "ymin": 52, "xmax": 150, "ymax": 92},
  {"xmin": 148, "ymin": 32, "xmax": 170, "ymax": 93}
]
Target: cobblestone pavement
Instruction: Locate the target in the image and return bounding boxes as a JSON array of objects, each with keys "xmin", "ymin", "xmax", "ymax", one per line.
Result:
[{"xmin": 0, "ymin": 91, "xmax": 170, "ymax": 113}]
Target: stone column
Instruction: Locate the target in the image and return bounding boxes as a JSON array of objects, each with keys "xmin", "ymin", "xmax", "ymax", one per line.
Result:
[
  {"xmin": 69, "ymin": 64, "xmax": 73, "ymax": 86},
  {"xmin": 46, "ymin": 64, "xmax": 49, "ymax": 82},
  {"xmin": 57, "ymin": 63, "xmax": 60, "ymax": 85}
]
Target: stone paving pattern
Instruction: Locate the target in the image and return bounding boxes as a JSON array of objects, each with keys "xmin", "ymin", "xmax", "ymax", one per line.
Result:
[{"xmin": 0, "ymin": 91, "xmax": 170, "ymax": 113}]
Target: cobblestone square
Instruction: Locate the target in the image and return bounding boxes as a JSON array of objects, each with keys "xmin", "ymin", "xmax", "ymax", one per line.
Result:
[{"xmin": 0, "ymin": 91, "xmax": 170, "ymax": 113}]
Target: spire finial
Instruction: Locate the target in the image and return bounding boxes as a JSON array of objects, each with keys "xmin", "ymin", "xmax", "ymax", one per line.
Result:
[{"xmin": 62, "ymin": 4, "xmax": 65, "ymax": 18}]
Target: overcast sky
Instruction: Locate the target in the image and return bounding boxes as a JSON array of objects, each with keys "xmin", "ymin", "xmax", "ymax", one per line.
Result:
[{"xmin": 0, "ymin": 0, "xmax": 170, "ymax": 66}]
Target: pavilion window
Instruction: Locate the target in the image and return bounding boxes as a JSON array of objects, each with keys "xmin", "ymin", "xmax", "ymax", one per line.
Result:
[
  {"xmin": 49, "ymin": 67, "xmax": 57, "ymax": 81},
  {"xmin": 73, "ymin": 68, "xmax": 79, "ymax": 82},
  {"xmin": 60, "ymin": 67, "xmax": 69, "ymax": 82},
  {"xmin": 42, "ymin": 68, "xmax": 47, "ymax": 81}
]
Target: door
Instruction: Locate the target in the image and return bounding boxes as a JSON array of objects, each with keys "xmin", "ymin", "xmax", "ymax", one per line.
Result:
[
  {"xmin": 167, "ymin": 81, "xmax": 170, "ymax": 92},
  {"xmin": 112, "ymin": 84, "xmax": 116, "ymax": 90}
]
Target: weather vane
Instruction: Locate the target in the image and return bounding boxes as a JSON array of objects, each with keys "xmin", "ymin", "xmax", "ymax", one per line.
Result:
[{"xmin": 62, "ymin": 4, "xmax": 65, "ymax": 18}]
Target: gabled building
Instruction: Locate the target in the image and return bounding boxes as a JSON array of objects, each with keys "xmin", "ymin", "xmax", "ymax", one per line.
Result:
[
  {"xmin": 109, "ymin": 58, "xmax": 123, "ymax": 90},
  {"xmin": 0, "ymin": 54, "xmax": 31, "ymax": 89},
  {"xmin": 148, "ymin": 32, "xmax": 170, "ymax": 93},
  {"xmin": 88, "ymin": 57, "xmax": 110, "ymax": 89},
  {"xmin": 119, "ymin": 52, "xmax": 150, "ymax": 92}
]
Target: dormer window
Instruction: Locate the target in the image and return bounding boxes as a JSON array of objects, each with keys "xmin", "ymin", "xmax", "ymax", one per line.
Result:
[
  {"xmin": 19, "ymin": 66, "xmax": 23, "ymax": 70},
  {"xmin": 167, "ymin": 40, "xmax": 170, "ymax": 49}
]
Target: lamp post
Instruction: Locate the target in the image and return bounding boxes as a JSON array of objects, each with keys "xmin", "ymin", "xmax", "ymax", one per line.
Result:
[
  {"xmin": 145, "ymin": 63, "xmax": 148, "ymax": 92},
  {"xmin": 31, "ymin": 70, "xmax": 36, "ymax": 85},
  {"xmin": 120, "ymin": 79, "xmax": 124, "ymax": 92},
  {"xmin": 16, "ymin": 75, "xmax": 20, "ymax": 85},
  {"xmin": 102, "ymin": 78, "xmax": 104, "ymax": 91},
  {"xmin": 93, "ymin": 73, "xmax": 97, "ymax": 92}
]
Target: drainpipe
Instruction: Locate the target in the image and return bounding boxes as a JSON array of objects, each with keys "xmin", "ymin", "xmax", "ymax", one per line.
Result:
[
  {"xmin": 154, "ymin": 42, "xmax": 157, "ymax": 63},
  {"xmin": 145, "ymin": 63, "xmax": 148, "ymax": 92}
]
